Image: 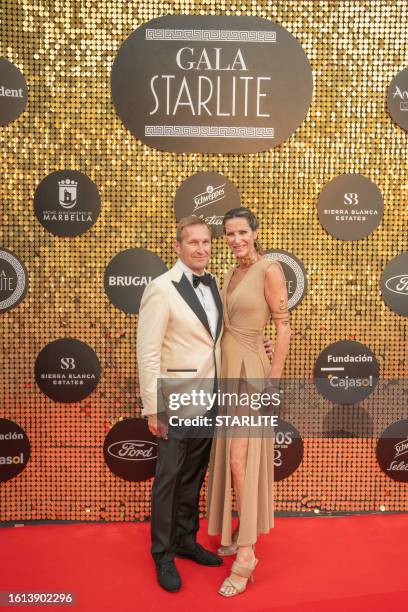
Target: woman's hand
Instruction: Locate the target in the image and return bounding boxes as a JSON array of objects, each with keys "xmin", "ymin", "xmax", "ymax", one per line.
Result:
[{"xmin": 263, "ymin": 336, "xmax": 274, "ymax": 358}]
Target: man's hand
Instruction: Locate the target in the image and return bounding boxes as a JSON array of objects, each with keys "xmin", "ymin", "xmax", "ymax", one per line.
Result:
[
  {"xmin": 148, "ymin": 414, "xmax": 168, "ymax": 440},
  {"xmin": 263, "ymin": 336, "xmax": 274, "ymax": 358}
]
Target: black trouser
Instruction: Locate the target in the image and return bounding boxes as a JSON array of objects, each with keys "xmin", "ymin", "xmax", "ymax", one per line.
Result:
[{"xmin": 150, "ymin": 434, "xmax": 212, "ymax": 565}]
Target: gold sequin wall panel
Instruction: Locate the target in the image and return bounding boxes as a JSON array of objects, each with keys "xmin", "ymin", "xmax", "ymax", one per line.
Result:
[{"xmin": 0, "ymin": 1, "xmax": 407, "ymax": 522}]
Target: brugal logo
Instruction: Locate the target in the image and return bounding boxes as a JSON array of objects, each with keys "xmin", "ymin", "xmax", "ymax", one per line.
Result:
[
  {"xmin": 104, "ymin": 248, "xmax": 167, "ymax": 314},
  {"xmin": 107, "ymin": 440, "xmax": 158, "ymax": 461},
  {"xmin": 108, "ymin": 275, "xmax": 153, "ymax": 287},
  {"xmin": 59, "ymin": 179, "xmax": 78, "ymax": 209}
]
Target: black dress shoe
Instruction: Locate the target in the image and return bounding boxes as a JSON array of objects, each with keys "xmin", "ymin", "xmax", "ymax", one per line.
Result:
[
  {"xmin": 175, "ymin": 542, "xmax": 223, "ymax": 566},
  {"xmin": 156, "ymin": 561, "xmax": 181, "ymax": 592}
]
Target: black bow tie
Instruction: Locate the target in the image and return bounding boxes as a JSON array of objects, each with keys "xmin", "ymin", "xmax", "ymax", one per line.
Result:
[{"xmin": 192, "ymin": 273, "xmax": 212, "ymax": 288}]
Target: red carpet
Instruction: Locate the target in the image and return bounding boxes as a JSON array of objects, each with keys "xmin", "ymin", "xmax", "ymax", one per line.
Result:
[{"xmin": 2, "ymin": 514, "xmax": 407, "ymax": 611}]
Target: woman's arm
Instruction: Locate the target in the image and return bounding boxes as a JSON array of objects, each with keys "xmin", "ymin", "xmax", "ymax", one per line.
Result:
[{"xmin": 264, "ymin": 262, "xmax": 291, "ymax": 379}]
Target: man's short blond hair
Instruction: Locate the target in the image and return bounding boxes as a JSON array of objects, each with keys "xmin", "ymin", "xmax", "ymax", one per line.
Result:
[{"xmin": 176, "ymin": 215, "xmax": 212, "ymax": 242}]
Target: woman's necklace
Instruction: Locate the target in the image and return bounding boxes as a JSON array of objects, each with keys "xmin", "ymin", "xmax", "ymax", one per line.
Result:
[{"xmin": 238, "ymin": 251, "xmax": 261, "ymax": 271}]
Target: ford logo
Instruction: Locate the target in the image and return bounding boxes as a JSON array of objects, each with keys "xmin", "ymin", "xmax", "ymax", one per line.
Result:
[
  {"xmin": 385, "ymin": 274, "xmax": 408, "ymax": 295},
  {"xmin": 107, "ymin": 440, "xmax": 158, "ymax": 461}
]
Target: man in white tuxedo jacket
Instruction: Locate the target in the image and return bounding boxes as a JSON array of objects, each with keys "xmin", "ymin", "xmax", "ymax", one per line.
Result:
[{"xmin": 137, "ymin": 215, "xmax": 223, "ymax": 592}]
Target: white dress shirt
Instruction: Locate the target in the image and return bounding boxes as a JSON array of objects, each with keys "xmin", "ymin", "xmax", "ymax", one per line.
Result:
[{"xmin": 176, "ymin": 259, "xmax": 219, "ymax": 339}]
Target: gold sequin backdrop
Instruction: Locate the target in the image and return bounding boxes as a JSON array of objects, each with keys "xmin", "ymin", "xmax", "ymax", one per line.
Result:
[{"xmin": 0, "ymin": 1, "xmax": 407, "ymax": 522}]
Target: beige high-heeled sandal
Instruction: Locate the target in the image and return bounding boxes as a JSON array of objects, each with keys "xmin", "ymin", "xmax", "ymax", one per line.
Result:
[
  {"xmin": 217, "ymin": 528, "xmax": 239, "ymax": 557},
  {"xmin": 218, "ymin": 557, "xmax": 259, "ymax": 597}
]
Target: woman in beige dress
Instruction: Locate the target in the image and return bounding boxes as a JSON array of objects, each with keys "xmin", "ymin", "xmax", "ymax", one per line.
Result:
[{"xmin": 207, "ymin": 207, "xmax": 291, "ymax": 597}]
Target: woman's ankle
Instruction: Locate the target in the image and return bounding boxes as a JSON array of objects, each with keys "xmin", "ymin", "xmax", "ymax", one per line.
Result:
[{"xmin": 236, "ymin": 546, "xmax": 255, "ymax": 563}]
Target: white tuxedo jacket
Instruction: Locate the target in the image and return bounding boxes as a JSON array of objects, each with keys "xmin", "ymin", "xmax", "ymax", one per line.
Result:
[{"xmin": 137, "ymin": 263, "xmax": 223, "ymax": 416}]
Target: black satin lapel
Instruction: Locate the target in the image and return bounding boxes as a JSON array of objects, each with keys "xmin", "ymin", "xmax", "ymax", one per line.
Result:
[
  {"xmin": 210, "ymin": 278, "xmax": 223, "ymax": 341},
  {"xmin": 172, "ymin": 274, "xmax": 212, "ymax": 337}
]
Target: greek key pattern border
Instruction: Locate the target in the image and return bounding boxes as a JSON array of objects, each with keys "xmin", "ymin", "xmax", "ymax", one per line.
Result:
[
  {"xmin": 145, "ymin": 29, "xmax": 276, "ymax": 42},
  {"xmin": 0, "ymin": 251, "xmax": 27, "ymax": 311},
  {"xmin": 145, "ymin": 125, "xmax": 274, "ymax": 138},
  {"xmin": 263, "ymin": 253, "xmax": 305, "ymax": 308}
]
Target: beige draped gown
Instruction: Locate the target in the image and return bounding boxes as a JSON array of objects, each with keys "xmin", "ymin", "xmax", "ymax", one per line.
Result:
[{"xmin": 207, "ymin": 257, "xmax": 287, "ymax": 546}]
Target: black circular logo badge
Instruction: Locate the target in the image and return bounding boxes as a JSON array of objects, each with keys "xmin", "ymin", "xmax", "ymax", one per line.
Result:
[
  {"xmin": 34, "ymin": 170, "xmax": 101, "ymax": 237},
  {"xmin": 174, "ymin": 172, "xmax": 240, "ymax": 238},
  {"xmin": 274, "ymin": 418, "xmax": 303, "ymax": 481},
  {"xmin": 0, "ymin": 247, "xmax": 28, "ymax": 314},
  {"xmin": 317, "ymin": 174, "xmax": 383, "ymax": 240},
  {"xmin": 264, "ymin": 249, "xmax": 308, "ymax": 310},
  {"xmin": 380, "ymin": 252, "xmax": 408, "ymax": 317},
  {"xmin": 0, "ymin": 58, "xmax": 28, "ymax": 125},
  {"xmin": 111, "ymin": 15, "xmax": 313, "ymax": 153},
  {"xmin": 104, "ymin": 248, "xmax": 167, "ymax": 314},
  {"xmin": 35, "ymin": 338, "xmax": 101, "ymax": 403},
  {"xmin": 376, "ymin": 420, "xmax": 408, "ymax": 483},
  {"xmin": 314, "ymin": 340, "xmax": 379, "ymax": 404},
  {"xmin": 387, "ymin": 67, "xmax": 408, "ymax": 132},
  {"xmin": 0, "ymin": 419, "xmax": 30, "ymax": 482},
  {"xmin": 104, "ymin": 417, "xmax": 157, "ymax": 482}
]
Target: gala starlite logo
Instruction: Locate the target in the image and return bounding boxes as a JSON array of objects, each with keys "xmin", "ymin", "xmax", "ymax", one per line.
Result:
[{"xmin": 111, "ymin": 15, "xmax": 313, "ymax": 153}]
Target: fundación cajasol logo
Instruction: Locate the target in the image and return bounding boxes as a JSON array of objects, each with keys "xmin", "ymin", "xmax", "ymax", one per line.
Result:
[
  {"xmin": 380, "ymin": 251, "xmax": 408, "ymax": 317},
  {"xmin": 34, "ymin": 338, "xmax": 101, "ymax": 403},
  {"xmin": 111, "ymin": 14, "xmax": 313, "ymax": 153},
  {"xmin": 387, "ymin": 67, "xmax": 408, "ymax": 132},
  {"xmin": 34, "ymin": 170, "xmax": 101, "ymax": 237},
  {"xmin": 0, "ymin": 418, "xmax": 30, "ymax": 482},
  {"xmin": 104, "ymin": 248, "xmax": 167, "ymax": 314},
  {"xmin": 264, "ymin": 249, "xmax": 308, "ymax": 310},
  {"xmin": 103, "ymin": 418, "xmax": 157, "ymax": 482},
  {"xmin": 0, "ymin": 57, "xmax": 28, "ymax": 125},
  {"xmin": 174, "ymin": 172, "xmax": 241, "ymax": 238},
  {"xmin": 314, "ymin": 340, "xmax": 379, "ymax": 404},
  {"xmin": 0, "ymin": 247, "xmax": 28, "ymax": 314},
  {"xmin": 376, "ymin": 419, "xmax": 408, "ymax": 483},
  {"xmin": 317, "ymin": 174, "xmax": 383, "ymax": 240}
]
